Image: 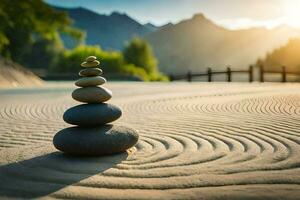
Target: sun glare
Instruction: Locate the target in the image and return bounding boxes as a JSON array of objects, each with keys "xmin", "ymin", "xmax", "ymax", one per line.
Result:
[
  {"xmin": 283, "ymin": 1, "xmax": 300, "ymax": 27},
  {"xmin": 217, "ymin": 1, "xmax": 300, "ymax": 30}
]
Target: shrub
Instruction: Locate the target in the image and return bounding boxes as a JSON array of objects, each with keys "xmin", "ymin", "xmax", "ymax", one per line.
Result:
[
  {"xmin": 52, "ymin": 45, "xmax": 124, "ymax": 73},
  {"xmin": 52, "ymin": 45, "xmax": 167, "ymax": 81}
]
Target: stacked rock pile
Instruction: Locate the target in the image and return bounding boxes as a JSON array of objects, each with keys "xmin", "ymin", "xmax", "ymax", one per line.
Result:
[{"xmin": 53, "ymin": 56, "xmax": 139, "ymax": 156}]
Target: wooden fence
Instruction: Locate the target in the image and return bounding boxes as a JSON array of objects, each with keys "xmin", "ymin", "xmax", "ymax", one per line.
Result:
[
  {"xmin": 169, "ymin": 65, "xmax": 300, "ymax": 82},
  {"xmin": 169, "ymin": 66, "xmax": 253, "ymax": 82},
  {"xmin": 259, "ymin": 65, "xmax": 300, "ymax": 83}
]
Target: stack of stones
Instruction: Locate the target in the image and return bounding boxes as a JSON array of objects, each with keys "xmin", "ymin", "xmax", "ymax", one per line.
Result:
[{"xmin": 53, "ymin": 56, "xmax": 139, "ymax": 156}]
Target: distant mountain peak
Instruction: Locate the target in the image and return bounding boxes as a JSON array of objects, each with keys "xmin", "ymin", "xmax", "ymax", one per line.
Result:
[
  {"xmin": 145, "ymin": 22, "xmax": 157, "ymax": 27},
  {"xmin": 144, "ymin": 23, "xmax": 159, "ymax": 32},
  {"xmin": 191, "ymin": 13, "xmax": 216, "ymax": 26},
  {"xmin": 160, "ymin": 22, "xmax": 173, "ymax": 28},
  {"xmin": 74, "ymin": 6, "xmax": 86, "ymax": 10},
  {"xmin": 192, "ymin": 13, "xmax": 206, "ymax": 20},
  {"xmin": 111, "ymin": 11, "xmax": 127, "ymax": 17}
]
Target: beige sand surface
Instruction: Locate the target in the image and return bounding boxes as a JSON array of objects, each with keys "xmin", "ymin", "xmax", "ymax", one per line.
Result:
[
  {"xmin": 0, "ymin": 59, "xmax": 43, "ymax": 88},
  {"xmin": 0, "ymin": 82, "xmax": 299, "ymax": 199}
]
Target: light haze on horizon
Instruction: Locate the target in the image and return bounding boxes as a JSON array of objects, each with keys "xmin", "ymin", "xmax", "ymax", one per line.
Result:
[{"xmin": 45, "ymin": 0, "xmax": 300, "ymax": 29}]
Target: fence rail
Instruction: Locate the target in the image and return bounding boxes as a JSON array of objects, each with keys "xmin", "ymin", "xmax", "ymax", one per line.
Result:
[
  {"xmin": 169, "ymin": 65, "xmax": 300, "ymax": 82},
  {"xmin": 170, "ymin": 66, "xmax": 253, "ymax": 82}
]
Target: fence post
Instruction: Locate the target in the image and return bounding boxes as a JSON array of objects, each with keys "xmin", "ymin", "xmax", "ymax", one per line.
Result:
[
  {"xmin": 227, "ymin": 67, "xmax": 232, "ymax": 82},
  {"xmin": 249, "ymin": 65, "xmax": 253, "ymax": 82},
  {"xmin": 259, "ymin": 65, "xmax": 264, "ymax": 82},
  {"xmin": 207, "ymin": 67, "xmax": 212, "ymax": 82},
  {"xmin": 187, "ymin": 71, "xmax": 192, "ymax": 82},
  {"xmin": 282, "ymin": 66, "xmax": 286, "ymax": 83}
]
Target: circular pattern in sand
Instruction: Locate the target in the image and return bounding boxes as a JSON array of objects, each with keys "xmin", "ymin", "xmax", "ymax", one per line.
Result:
[{"xmin": 0, "ymin": 83, "xmax": 299, "ymax": 199}]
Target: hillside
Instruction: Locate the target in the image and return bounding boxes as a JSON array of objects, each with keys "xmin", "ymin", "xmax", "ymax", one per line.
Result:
[
  {"xmin": 257, "ymin": 38, "xmax": 300, "ymax": 71},
  {"xmin": 146, "ymin": 14, "xmax": 300, "ymax": 74},
  {"xmin": 0, "ymin": 58, "xmax": 43, "ymax": 87},
  {"xmin": 54, "ymin": 6, "xmax": 155, "ymax": 50}
]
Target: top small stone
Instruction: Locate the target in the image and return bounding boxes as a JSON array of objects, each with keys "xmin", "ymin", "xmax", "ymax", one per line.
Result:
[
  {"xmin": 81, "ymin": 60, "xmax": 100, "ymax": 67},
  {"xmin": 86, "ymin": 56, "xmax": 97, "ymax": 62}
]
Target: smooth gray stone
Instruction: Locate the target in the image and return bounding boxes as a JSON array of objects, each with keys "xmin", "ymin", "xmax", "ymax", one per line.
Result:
[
  {"xmin": 63, "ymin": 103, "xmax": 122, "ymax": 126},
  {"xmin": 72, "ymin": 86, "xmax": 112, "ymax": 103},
  {"xmin": 53, "ymin": 125, "xmax": 139, "ymax": 156},
  {"xmin": 75, "ymin": 76, "xmax": 106, "ymax": 87},
  {"xmin": 79, "ymin": 68, "xmax": 102, "ymax": 77}
]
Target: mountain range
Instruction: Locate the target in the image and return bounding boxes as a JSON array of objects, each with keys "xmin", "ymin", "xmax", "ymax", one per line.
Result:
[
  {"xmin": 55, "ymin": 6, "xmax": 156, "ymax": 50},
  {"xmin": 54, "ymin": 6, "xmax": 300, "ymax": 75},
  {"xmin": 146, "ymin": 14, "xmax": 300, "ymax": 74}
]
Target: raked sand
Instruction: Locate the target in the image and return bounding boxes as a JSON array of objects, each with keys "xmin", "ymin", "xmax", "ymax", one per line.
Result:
[{"xmin": 0, "ymin": 82, "xmax": 300, "ymax": 199}]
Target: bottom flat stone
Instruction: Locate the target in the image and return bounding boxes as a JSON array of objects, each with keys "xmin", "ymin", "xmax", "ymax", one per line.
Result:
[{"xmin": 53, "ymin": 125, "xmax": 139, "ymax": 156}]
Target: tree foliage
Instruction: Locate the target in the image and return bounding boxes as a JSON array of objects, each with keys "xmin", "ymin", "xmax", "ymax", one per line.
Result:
[
  {"xmin": 122, "ymin": 37, "xmax": 167, "ymax": 80},
  {"xmin": 0, "ymin": 0, "xmax": 83, "ymax": 65},
  {"xmin": 123, "ymin": 37, "xmax": 158, "ymax": 73},
  {"xmin": 256, "ymin": 38, "xmax": 300, "ymax": 71}
]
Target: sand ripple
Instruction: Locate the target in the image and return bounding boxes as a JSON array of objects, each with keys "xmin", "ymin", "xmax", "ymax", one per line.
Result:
[{"xmin": 0, "ymin": 83, "xmax": 299, "ymax": 199}]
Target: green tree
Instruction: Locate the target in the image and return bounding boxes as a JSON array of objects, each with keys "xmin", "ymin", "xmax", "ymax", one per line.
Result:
[
  {"xmin": 0, "ymin": 0, "xmax": 83, "ymax": 65},
  {"xmin": 123, "ymin": 37, "xmax": 158, "ymax": 73},
  {"xmin": 22, "ymin": 38, "xmax": 64, "ymax": 69},
  {"xmin": 123, "ymin": 38, "xmax": 168, "ymax": 81},
  {"xmin": 53, "ymin": 45, "xmax": 149, "ymax": 80},
  {"xmin": 255, "ymin": 38, "xmax": 300, "ymax": 72}
]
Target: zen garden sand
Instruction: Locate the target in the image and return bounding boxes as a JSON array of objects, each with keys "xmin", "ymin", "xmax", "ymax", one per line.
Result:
[{"xmin": 0, "ymin": 78, "xmax": 299, "ymax": 199}]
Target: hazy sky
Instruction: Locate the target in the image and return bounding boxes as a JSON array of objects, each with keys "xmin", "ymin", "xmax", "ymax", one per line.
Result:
[{"xmin": 45, "ymin": 0, "xmax": 300, "ymax": 29}]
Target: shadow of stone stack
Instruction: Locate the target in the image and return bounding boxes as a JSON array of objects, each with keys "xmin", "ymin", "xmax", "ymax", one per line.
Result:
[{"xmin": 53, "ymin": 56, "xmax": 139, "ymax": 156}]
